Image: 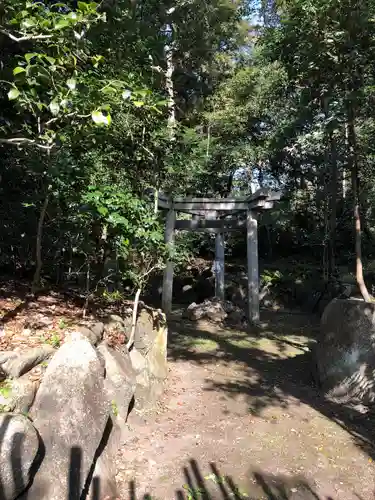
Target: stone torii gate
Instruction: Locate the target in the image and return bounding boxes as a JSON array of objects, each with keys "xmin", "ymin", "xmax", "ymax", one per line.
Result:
[{"xmin": 158, "ymin": 189, "xmax": 280, "ymax": 323}]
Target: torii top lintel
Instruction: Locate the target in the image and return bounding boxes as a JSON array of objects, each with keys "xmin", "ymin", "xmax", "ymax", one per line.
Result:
[{"xmin": 157, "ymin": 188, "xmax": 281, "ymax": 215}]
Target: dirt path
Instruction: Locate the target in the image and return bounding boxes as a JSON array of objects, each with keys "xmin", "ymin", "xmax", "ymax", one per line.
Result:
[{"xmin": 116, "ymin": 312, "xmax": 375, "ymax": 500}]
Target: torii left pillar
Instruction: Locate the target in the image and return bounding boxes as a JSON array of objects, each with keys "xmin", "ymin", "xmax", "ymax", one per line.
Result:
[{"xmin": 162, "ymin": 207, "xmax": 175, "ymax": 315}]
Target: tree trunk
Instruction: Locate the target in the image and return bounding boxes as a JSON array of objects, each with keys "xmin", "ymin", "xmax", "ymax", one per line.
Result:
[
  {"xmin": 347, "ymin": 107, "xmax": 371, "ymax": 301},
  {"xmin": 126, "ymin": 287, "xmax": 142, "ymax": 350},
  {"xmin": 165, "ymin": 41, "xmax": 176, "ymax": 139},
  {"xmin": 327, "ymin": 132, "xmax": 338, "ymax": 280},
  {"xmin": 31, "ymin": 192, "xmax": 50, "ymax": 295}
]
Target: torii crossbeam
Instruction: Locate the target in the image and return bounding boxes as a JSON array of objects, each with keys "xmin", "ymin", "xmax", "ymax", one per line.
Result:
[{"xmin": 158, "ymin": 189, "xmax": 281, "ymax": 323}]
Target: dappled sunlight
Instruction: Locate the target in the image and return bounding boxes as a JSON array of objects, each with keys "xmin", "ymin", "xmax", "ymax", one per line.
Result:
[{"xmin": 167, "ymin": 312, "xmax": 375, "ymax": 463}]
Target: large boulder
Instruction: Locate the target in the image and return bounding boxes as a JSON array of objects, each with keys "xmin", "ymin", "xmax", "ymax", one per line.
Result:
[
  {"xmin": 185, "ymin": 298, "xmax": 245, "ymax": 326},
  {"xmin": 24, "ymin": 336, "xmax": 110, "ymax": 500},
  {"xmin": 0, "ymin": 413, "xmax": 40, "ymax": 500},
  {"xmin": 315, "ymin": 298, "xmax": 375, "ymax": 404},
  {"xmin": 130, "ymin": 309, "xmax": 168, "ymax": 410},
  {"xmin": 0, "ymin": 376, "xmax": 37, "ymax": 414},
  {"xmin": 86, "ymin": 416, "xmax": 125, "ymax": 500},
  {"xmin": 1, "ymin": 346, "xmax": 55, "ymax": 379},
  {"xmin": 97, "ymin": 343, "xmax": 136, "ymax": 420},
  {"xmin": 186, "ymin": 299, "xmax": 228, "ymax": 323},
  {"xmin": 133, "ymin": 309, "xmax": 158, "ymax": 355}
]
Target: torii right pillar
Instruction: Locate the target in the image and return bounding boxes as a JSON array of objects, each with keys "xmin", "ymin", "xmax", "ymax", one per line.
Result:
[{"xmin": 247, "ymin": 209, "xmax": 260, "ymax": 323}]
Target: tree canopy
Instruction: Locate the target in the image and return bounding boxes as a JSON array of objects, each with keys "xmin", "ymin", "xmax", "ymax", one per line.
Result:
[{"xmin": 1, "ymin": 0, "xmax": 375, "ymax": 302}]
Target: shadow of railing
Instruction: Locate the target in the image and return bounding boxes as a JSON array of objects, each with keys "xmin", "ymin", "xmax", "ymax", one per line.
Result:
[
  {"xmin": 128, "ymin": 458, "xmax": 330, "ymax": 500},
  {"xmin": 0, "ymin": 411, "xmax": 333, "ymax": 500}
]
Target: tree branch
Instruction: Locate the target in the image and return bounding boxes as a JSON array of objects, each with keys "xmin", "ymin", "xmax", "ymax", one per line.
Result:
[
  {"xmin": 0, "ymin": 138, "xmax": 54, "ymax": 150},
  {"xmin": 0, "ymin": 29, "xmax": 53, "ymax": 42}
]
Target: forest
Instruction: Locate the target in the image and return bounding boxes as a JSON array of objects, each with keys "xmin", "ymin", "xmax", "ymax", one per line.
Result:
[{"xmin": 1, "ymin": 0, "xmax": 375, "ymax": 307}]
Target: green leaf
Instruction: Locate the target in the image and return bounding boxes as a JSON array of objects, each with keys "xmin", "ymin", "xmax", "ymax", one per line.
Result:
[
  {"xmin": 44, "ymin": 56, "xmax": 56, "ymax": 65},
  {"xmin": 25, "ymin": 53, "xmax": 39, "ymax": 63},
  {"xmin": 91, "ymin": 110, "xmax": 111, "ymax": 126},
  {"xmin": 92, "ymin": 110, "xmax": 105, "ymax": 124},
  {"xmin": 66, "ymin": 78, "xmax": 76, "ymax": 90},
  {"xmin": 77, "ymin": 1, "xmax": 89, "ymax": 12},
  {"xmin": 21, "ymin": 18, "xmax": 36, "ymax": 28},
  {"xmin": 122, "ymin": 90, "xmax": 131, "ymax": 100},
  {"xmin": 54, "ymin": 18, "xmax": 70, "ymax": 30},
  {"xmin": 49, "ymin": 101, "xmax": 60, "ymax": 116},
  {"xmin": 8, "ymin": 88, "xmax": 20, "ymax": 100},
  {"xmin": 133, "ymin": 101, "xmax": 145, "ymax": 107},
  {"xmin": 13, "ymin": 67, "xmax": 26, "ymax": 75},
  {"xmin": 97, "ymin": 206, "xmax": 108, "ymax": 216}
]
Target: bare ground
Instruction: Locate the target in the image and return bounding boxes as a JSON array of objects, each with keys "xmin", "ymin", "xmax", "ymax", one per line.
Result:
[
  {"xmin": 0, "ymin": 282, "xmax": 374, "ymax": 499},
  {"xmin": 117, "ymin": 311, "xmax": 375, "ymax": 500}
]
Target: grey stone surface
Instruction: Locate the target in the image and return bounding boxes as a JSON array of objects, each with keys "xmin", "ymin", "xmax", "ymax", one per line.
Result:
[
  {"xmin": 97, "ymin": 343, "xmax": 136, "ymax": 421},
  {"xmin": 316, "ymin": 298, "xmax": 375, "ymax": 404},
  {"xmin": 86, "ymin": 417, "xmax": 120, "ymax": 500},
  {"xmin": 0, "ymin": 413, "xmax": 40, "ymax": 500},
  {"xmin": 133, "ymin": 309, "xmax": 157, "ymax": 355},
  {"xmin": 107, "ymin": 314, "xmax": 124, "ymax": 326},
  {"xmin": 25, "ymin": 337, "xmax": 110, "ymax": 500},
  {"xmin": 0, "ymin": 377, "xmax": 37, "ymax": 414},
  {"xmin": 129, "ymin": 348, "xmax": 147, "ymax": 374},
  {"xmin": 186, "ymin": 299, "xmax": 228, "ymax": 323},
  {"xmin": 147, "ymin": 323, "xmax": 168, "ymax": 381},
  {"xmin": 132, "ymin": 317, "xmax": 168, "ymax": 410},
  {"xmin": 0, "ymin": 352, "xmax": 18, "ymax": 365},
  {"xmin": 1, "ymin": 346, "xmax": 55, "ymax": 378},
  {"xmin": 76, "ymin": 322, "xmax": 104, "ymax": 346}
]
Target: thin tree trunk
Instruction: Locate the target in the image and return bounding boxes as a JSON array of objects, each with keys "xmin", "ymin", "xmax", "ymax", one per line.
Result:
[
  {"xmin": 126, "ymin": 287, "xmax": 141, "ymax": 350},
  {"xmin": 154, "ymin": 188, "xmax": 159, "ymax": 214},
  {"xmin": 31, "ymin": 192, "xmax": 50, "ymax": 295},
  {"xmin": 327, "ymin": 132, "xmax": 338, "ymax": 280},
  {"xmin": 165, "ymin": 42, "xmax": 176, "ymax": 139},
  {"xmin": 347, "ymin": 107, "xmax": 371, "ymax": 301}
]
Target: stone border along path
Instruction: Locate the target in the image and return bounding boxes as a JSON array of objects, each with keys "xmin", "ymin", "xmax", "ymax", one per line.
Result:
[
  {"xmin": 116, "ymin": 311, "xmax": 375, "ymax": 500},
  {"xmin": 0, "ymin": 306, "xmax": 168, "ymax": 500}
]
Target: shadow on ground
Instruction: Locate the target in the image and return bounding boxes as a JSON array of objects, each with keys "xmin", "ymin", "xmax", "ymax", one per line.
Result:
[
  {"xmin": 167, "ymin": 311, "xmax": 375, "ymax": 461},
  {"xmin": 0, "ymin": 413, "xmax": 326, "ymax": 500},
  {"xmin": 0, "ymin": 414, "xmax": 112, "ymax": 500},
  {"xmin": 129, "ymin": 458, "xmax": 327, "ymax": 500}
]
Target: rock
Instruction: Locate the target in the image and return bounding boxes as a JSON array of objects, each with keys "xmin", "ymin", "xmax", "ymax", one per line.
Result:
[
  {"xmin": 130, "ymin": 348, "xmax": 150, "ymax": 405},
  {"xmin": 0, "ymin": 352, "xmax": 18, "ymax": 365},
  {"xmin": 147, "ymin": 322, "xmax": 168, "ymax": 381},
  {"xmin": 107, "ymin": 314, "xmax": 124, "ymax": 326},
  {"xmin": 2, "ymin": 346, "xmax": 55, "ymax": 379},
  {"xmin": 129, "ymin": 348, "xmax": 147, "ymax": 374},
  {"xmin": 12, "ymin": 377, "xmax": 38, "ymax": 414},
  {"xmin": 229, "ymin": 283, "xmax": 247, "ymax": 309},
  {"xmin": 86, "ymin": 417, "xmax": 120, "ymax": 500},
  {"xmin": 97, "ymin": 343, "xmax": 136, "ymax": 421},
  {"xmin": 0, "ymin": 413, "xmax": 40, "ymax": 500},
  {"xmin": 186, "ymin": 302, "xmax": 203, "ymax": 320},
  {"xmin": 186, "ymin": 299, "xmax": 227, "ymax": 323},
  {"xmin": 133, "ymin": 309, "xmax": 158, "ymax": 355},
  {"xmin": 75, "ymin": 322, "xmax": 104, "ymax": 346},
  {"xmin": 228, "ymin": 309, "xmax": 245, "ymax": 326},
  {"xmin": 91, "ymin": 322, "xmax": 104, "ymax": 341},
  {"xmin": 0, "ymin": 376, "xmax": 37, "ymax": 414},
  {"xmin": 315, "ymin": 298, "xmax": 375, "ymax": 404},
  {"xmin": 26, "ymin": 338, "xmax": 110, "ymax": 500},
  {"xmin": 133, "ymin": 316, "xmax": 168, "ymax": 410}
]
